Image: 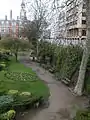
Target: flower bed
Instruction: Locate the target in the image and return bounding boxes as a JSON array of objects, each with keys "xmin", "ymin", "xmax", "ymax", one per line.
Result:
[
  {"xmin": 5, "ymin": 72, "xmax": 38, "ymax": 82},
  {"xmin": 0, "ymin": 58, "xmax": 49, "ymax": 119}
]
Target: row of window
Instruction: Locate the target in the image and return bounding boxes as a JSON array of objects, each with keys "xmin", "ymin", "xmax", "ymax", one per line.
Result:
[
  {"xmin": 67, "ymin": 29, "xmax": 86, "ymax": 36},
  {"xmin": 66, "ymin": 20, "xmax": 86, "ymax": 27},
  {"xmin": 66, "ymin": 20, "xmax": 77, "ymax": 27},
  {"xmin": 0, "ymin": 21, "xmax": 20, "ymax": 25}
]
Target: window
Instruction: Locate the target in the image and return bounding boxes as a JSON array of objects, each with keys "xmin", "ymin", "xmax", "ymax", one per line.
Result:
[
  {"xmin": 82, "ymin": 30, "xmax": 86, "ymax": 36},
  {"xmin": 83, "ymin": 4, "xmax": 86, "ymax": 9},
  {"xmin": 82, "ymin": 12, "xmax": 86, "ymax": 17},
  {"xmin": 82, "ymin": 20, "xmax": 86, "ymax": 24}
]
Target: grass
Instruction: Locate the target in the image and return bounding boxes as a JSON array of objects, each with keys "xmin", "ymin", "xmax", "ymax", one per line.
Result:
[{"xmin": 0, "ymin": 58, "xmax": 49, "ymax": 99}]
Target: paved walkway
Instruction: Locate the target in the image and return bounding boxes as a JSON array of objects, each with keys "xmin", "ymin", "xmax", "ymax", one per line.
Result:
[{"xmin": 17, "ymin": 57, "xmax": 87, "ymax": 120}]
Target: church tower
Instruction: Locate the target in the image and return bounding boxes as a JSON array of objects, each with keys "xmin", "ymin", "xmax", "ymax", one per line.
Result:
[{"xmin": 20, "ymin": 0, "xmax": 27, "ymax": 20}]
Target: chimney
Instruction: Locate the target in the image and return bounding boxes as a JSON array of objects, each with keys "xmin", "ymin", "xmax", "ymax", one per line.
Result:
[
  {"xmin": 5, "ymin": 15, "xmax": 7, "ymax": 20},
  {"xmin": 10, "ymin": 10, "xmax": 12, "ymax": 20}
]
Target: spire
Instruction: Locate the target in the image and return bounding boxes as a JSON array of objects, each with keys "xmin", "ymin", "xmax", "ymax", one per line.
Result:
[
  {"xmin": 21, "ymin": 0, "xmax": 25, "ymax": 8},
  {"xmin": 20, "ymin": 0, "xmax": 27, "ymax": 20}
]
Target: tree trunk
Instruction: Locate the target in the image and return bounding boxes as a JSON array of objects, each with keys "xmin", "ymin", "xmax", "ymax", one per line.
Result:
[
  {"xmin": 74, "ymin": 0, "xmax": 90, "ymax": 96},
  {"xmin": 15, "ymin": 52, "xmax": 18, "ymax": 62},
  {"xmin": 74, "ymin": 48, "xmax": 89, "ymax": 95}
]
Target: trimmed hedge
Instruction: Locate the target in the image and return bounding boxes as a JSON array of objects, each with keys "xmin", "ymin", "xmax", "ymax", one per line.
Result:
[{"xmin": 75, "ymin": 110, "xmax": 90, "ymax": 120}]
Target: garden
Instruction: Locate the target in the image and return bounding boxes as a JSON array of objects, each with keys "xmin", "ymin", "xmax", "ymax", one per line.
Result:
[{"xmin": 0, "ymin": 52, "xmax": 49, "ymax": 120}]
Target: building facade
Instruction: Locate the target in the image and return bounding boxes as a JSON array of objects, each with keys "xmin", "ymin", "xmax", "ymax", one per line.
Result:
[
  {"xmin": 0, "ymin": 0, "xmax": 27, "ymax": 38},
  {"xmin": 66, "ymin": 0, "xmax": 86, "ymax": 40},
  {"xmin": 56, "ymin": 4, "xmax": 66, "ymax": 39}
]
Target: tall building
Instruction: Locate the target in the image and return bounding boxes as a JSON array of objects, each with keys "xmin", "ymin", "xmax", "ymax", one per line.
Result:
[
  {"xmin": 56, "ymin": 4, "xmax": 66, "ymax": 39},
  {"xmin": 66, "ymin": 0, "xmax": 86, "ymax": 40},
  {"xmin": 0, "ymin": 0, "xmax": 28, "ymax": 38},
  {"xmin": 20, "ymin": 0, "xmax": 27, "ymax": 20}
]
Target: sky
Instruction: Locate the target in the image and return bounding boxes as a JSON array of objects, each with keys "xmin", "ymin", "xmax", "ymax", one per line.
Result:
[
  {"xmin": 0, "ymin": 0, "xmax": 21, "ymax": 20},
  {"xmin": 0, "ymin": 0, "xmax": 63, "ymax": 20}
]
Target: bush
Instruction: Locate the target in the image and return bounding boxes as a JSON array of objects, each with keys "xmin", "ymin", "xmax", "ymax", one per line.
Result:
[
  {"xmin": 55, "ymin": 45, "xmax": 83, "ymax": 80},
  {"xmin": 20, "ymin": 92, "xmax": 31, "ymax": 97},
  {"xmin": 75, "ymin": 110, "xmax": 90, "ymax": 120},
  {"xmin": 8, "ymin": 90, "xmax": 19, "ymax": 96},
  {"xmin": 0, "ymin": 64, "xmax": 3, "ymax": 71},
  {"xmin": 0, "ymin": 95, "xmax": 14, "ymax": 113},
  {"xmin": 0, "ymin": 110, "xmax": 16, "ymax": 120},
  {"xmin": 0, "ymin": 63, "xmax": 7, "ymax": 71},
  {"xmin": 0, "ymin": 52, "xmax": 10, "ymax": 62},
  {"xmin": 86, "ymin": 85, "xmax": 90, "ymax": 94}
]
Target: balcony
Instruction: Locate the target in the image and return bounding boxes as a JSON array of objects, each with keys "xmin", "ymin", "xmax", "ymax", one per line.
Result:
[
  {"xmin": 81, "ymin": 24, "xmax": 86, "ymax": 28},
  {"xmin": 66, "ymin": 24, "xmax": 78, "ymax": 30},
  {"xmin": 82, "ymin": 17, "xmax": 86, "ymax": 20}
]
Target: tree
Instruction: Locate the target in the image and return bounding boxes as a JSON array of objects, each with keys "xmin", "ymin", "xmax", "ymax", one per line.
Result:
[
  {"xmin": 23, "ymin": 0, "xmax": 49, "ymax": 58},
  {"xmin": 0, "ymin": 37, "xmax": 30, "ymax": 61},
  {"xmin": 74, "ymin": 0, "xmax": 90, "ymax": 95}
]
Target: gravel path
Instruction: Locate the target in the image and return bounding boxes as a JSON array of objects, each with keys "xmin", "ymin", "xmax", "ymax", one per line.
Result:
[{"xmin": 17, "ymin": 56, "xmax": 88, "ymax": 120}]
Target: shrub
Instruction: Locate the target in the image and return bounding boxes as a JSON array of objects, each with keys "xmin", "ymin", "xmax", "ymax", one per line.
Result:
[
  {"xmin": 0, "ymin": 63, "xmax": 6, "ymax": 67},
  {"xmin": 0, "ymin": 95, "xmax": 14, "ymax": 113},
  {"xmin": 0, "ymin": 110, "xmax": 16, "ymax": 120},
  {"xmin": 7, "ymin": 110, "xmax": 16, "ymax": 120},
  {"xmin": 86, "ymin": 85, "xmax": 90, "ymax": 94},
  {"xmin": 1, "ymin": 54, "xmax": 9, "ymax": 61},
  {"xmin": 55, "ymin": 45, "xmax": 83, "ymax": 80},
  {"xmin": 0, "ymin": 64, "xmax": 3, "ymax": 71},
  {"xmin": 20, "ymin": 92, "xmax": 31, "ymax": 97},
  {"xmin": 75, "ymin": 110, "xmax": 90, "ymax": 120},
  {"xmin": 8, "ymin": 90, "xmax": 19, "ymax": 96}
]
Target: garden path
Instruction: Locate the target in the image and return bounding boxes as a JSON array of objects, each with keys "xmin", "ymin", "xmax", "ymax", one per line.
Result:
[{"xmin": 17, "ymin": 56, "xmax": 88, "ymax": 120}]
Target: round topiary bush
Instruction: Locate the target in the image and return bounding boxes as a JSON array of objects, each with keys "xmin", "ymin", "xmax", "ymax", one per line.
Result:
[
  {"xmin": 0, "ymin": 110, "xmax": 16, "ymax": 120},
  {"xmin": 20, "ymin": 92, "xmax": 31, "ymax": 97},
  {"xmin": 8, "ymin": 90, "xmax": 19, "ymax": 96}
]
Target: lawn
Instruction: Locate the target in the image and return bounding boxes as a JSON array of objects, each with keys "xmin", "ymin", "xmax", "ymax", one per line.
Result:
[{"xmin": 0, "ymin": 58, "xmax": 49, "ymax": 107}]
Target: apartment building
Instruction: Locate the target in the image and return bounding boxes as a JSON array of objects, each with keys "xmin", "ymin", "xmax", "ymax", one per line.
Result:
[
  {"xmin": 56, "ymin": 5, "xmax": 66, "ymax": 39},
  {"xmin": 66, "ymin": 0, "xmax": 86, "ymax": 40}
]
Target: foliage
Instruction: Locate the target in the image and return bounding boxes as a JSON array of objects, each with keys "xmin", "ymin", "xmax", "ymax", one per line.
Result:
[
  {"xmin": 5, "ymin": 71, "xmax": 38, "ymax": 82},
  {"xmin": 38, "ymin": 40, "xmax": 83, "ymax": 81},
  {"xmin": 20, "ymin": 92, "xmax": 31, "ymax": 97},
  {"xmin": 56, "ymin": 45, "xmax": 83, "ymax": 79},
  {"xmin": 38, "ymin": 40, "xmax": 56, "ymax": 65},
  {"xmin": 0, "ymin": 95, "xmax": 13, "ymax": 113},
  {"xmin": 0, "ymin": 37, "xmax": 30, "ymax": 61},
  {"xmin": 8, "ymin": 90, "xmax": 19, "ymax": 96},
  {"xmin": 0, "ymin": 110, "xmax": 16, "ymax": 120},
  {"xmin": 0, "ymin": 57, "xmax": 49, "ymax": 114},
  {"xmin": 75, "ymin": 110, "xmax": 90, "ymax": 120},
  {"xmin": 0, "ymin": 52, "xmax": 10, "ymax": 62}
]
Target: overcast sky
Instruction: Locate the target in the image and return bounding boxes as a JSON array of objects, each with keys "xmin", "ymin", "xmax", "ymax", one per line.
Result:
[
  {"xmin": 0, "ymin": 0, "xmax": 21, "ymax": 20},
  {"xmin": 0, "ymin": 0, "xmax": 63, "ymax": 20}
]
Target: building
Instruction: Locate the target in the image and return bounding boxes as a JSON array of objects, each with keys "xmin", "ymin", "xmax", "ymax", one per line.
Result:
[
  {"xmin": 0, "ymin": 0, "xmax": 28, "ymax": 38},
  {"xmin": 56, "ymin": 4, "xmax": 66, "ymax": 39},
  {"xmin": 66, "ymin": 0, "xmax": 86, "ymax": 40}
]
